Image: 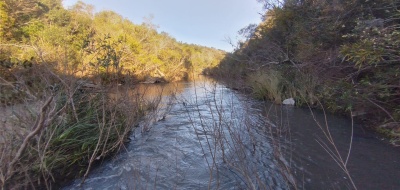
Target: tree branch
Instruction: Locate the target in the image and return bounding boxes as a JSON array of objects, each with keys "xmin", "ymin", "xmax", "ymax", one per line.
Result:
[{"xmin": 6, "ymin": 96, "xmax": 53, "ymax": 178}]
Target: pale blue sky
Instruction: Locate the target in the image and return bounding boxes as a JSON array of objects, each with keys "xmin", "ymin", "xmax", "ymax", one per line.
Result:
[{"xmin": 63, "ymin": 0, "xmax": 263, "ymax": 52}]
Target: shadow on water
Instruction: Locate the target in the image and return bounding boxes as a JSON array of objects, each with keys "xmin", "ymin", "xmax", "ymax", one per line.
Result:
[
  {"xmin": 63, "ymin": 77, "xmax": 400, "ymax": 190},
  {"xmin": 261, "ymin": 102, "xmax": 400, "ymax": 190}
]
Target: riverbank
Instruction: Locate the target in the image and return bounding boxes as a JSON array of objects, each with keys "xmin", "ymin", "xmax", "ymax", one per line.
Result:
[
  {"xmin": 0, "ymin": 1, "xmax": 224, "ymax": 188},
  {"xmin": 0, "ymin": 67, "xmax": 163, "ymax": 189},
  {"xmin": 207, "ymin": 68, "xmax": 400, "ymax": 146},
  {"xmin": 205, "ymin": 0, "xmax": 400, "ymax": 145}
]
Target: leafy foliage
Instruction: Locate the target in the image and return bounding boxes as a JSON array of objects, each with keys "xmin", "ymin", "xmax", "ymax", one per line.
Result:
[
  {"xmin": 0, "ymin": 0, "xmax": 225, "ymax": 82},
  {"xmin": 209, "ymin": 0, "xmax": 400, "ymax": 142}
]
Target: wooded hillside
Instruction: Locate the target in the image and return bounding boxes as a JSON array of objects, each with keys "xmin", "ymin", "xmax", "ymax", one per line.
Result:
[
  {"xmin": 0, "ymin": 0, "xmax": 225, "ymax": 83},
  {"xmin": 209, "ymin": 0, "xmax": 400, "ymax": 144}
]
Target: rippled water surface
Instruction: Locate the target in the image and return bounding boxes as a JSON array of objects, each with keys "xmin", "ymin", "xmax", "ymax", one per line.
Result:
[{"xmin": 64, "ymin": 78, "xmax": 400, "ymax": 190}]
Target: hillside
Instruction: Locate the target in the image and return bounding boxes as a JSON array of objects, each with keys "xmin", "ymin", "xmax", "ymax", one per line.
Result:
[{"xmin": 208, "ymin": 0, "xmax": 400, "ymax": 144}]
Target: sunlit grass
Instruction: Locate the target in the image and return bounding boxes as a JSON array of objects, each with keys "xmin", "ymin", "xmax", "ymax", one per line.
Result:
[{"xmin": 0, "ymin": 69, "xmax": 156, "ymax": 189}]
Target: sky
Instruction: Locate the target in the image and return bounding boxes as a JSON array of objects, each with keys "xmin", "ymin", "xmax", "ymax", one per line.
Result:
[{"xmin": 62, "ymin": 0, "xmax": 264, "ymax": 52}]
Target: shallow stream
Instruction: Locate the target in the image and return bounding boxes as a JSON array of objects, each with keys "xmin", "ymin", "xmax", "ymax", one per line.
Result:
[{"xmin": 64, "ymin": 78, "xmax": 400, "ymax": 189}]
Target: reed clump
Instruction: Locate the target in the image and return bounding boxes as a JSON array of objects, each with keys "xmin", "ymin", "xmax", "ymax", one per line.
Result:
[{"xmin": 247, "ymin": 69, "xmax": 283, "ymax": 103}]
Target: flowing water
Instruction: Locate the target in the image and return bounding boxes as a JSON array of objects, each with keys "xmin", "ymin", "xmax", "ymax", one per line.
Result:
[{"xmin": 64, "ymin": 78, "xmax": 400, "ymax": 190}]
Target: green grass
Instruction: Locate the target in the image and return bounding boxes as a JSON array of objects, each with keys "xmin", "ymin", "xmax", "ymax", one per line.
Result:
[
  {"xmin": 247, "ymin": 69, "xmax": 284, "ymax": 103},
  {"xmin": 1, "ymin": 79, "xmax": 152, "ymax": 189}
]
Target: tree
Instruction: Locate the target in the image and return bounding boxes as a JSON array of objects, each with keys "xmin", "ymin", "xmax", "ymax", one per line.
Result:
[{"xmin": 0, "ymin": 0, "xmax": 48, "ymax": 41}]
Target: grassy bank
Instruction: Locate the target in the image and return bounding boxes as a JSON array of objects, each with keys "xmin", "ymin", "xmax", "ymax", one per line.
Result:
[
  {"xmin": 207, "ymin": 0, "xmax": 400, "ymax": 145},
  {"xmin": 0, "ymin": 64, "xmax": 159, "ymax": 189}
]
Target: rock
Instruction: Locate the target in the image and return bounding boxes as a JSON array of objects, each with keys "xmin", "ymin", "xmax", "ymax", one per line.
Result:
[{"xmin": 282, "ymin": 98, "xmax": 295, "ymax": 105}]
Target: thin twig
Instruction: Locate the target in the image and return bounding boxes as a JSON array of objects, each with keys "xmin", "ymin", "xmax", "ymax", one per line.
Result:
[
  {"xmin": 6, "ymin": 96, "xmax": 53, "ymax": 178},
  {"xmin": 345, "ymin": 112, "xmax": 354, "ymax": 167}
]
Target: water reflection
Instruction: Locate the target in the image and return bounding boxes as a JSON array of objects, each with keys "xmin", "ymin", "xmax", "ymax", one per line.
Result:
[
  {"xmin": 260, "ymin": 102, "xmax": 400, "ymax": 190},
  {"xmin": 64, "ymin": 78, "xmax": 289, "ymax": 189}
]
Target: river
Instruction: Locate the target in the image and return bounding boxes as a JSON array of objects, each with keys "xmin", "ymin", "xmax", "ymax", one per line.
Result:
[{"xmin": 63, "ymin": 78, "xmax": 400, "ymax": 190}]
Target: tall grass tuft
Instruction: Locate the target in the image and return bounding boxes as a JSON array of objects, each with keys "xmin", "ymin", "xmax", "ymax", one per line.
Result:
[
  {"xmin": 247, "ymin": 69, "xmax": 284, "ymax": 103},
  {"xmin": 240, "ymin": 66, "xmax": 319, "ymax": 106}
]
